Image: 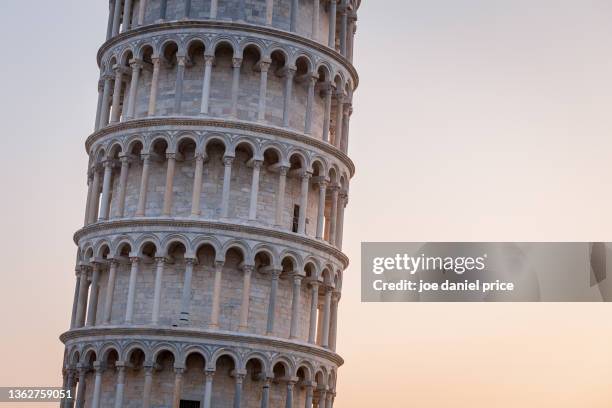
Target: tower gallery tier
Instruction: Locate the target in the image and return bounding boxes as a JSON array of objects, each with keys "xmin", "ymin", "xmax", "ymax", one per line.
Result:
[{"xmin": 60, "ymin": 1, "xmax": 360, "ymax": 407}]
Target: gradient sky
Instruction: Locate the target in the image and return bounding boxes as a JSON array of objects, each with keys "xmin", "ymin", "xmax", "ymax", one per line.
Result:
[{"xmin": 2, "ymin": 1, "xmax": 612, "ymax": 407}]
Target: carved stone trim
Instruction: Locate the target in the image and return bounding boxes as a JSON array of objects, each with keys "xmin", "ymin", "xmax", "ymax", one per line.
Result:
[
  {"xmin": 85, "ymin": 117, "xmax": 356, "ymax": 177},
  {"xmin": 98, "ymin": 20, "xmax": 359, "ymax": 88}
]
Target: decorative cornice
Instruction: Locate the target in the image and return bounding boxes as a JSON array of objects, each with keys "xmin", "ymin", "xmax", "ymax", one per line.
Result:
[
  {"xmin": 97, "ymin": 20, "xmax": 359, "ymax": 88},
  {"xmin": 85, "ymin": 117, "xmax": 356, "ymax": 177},
  {"xmin": 73, "ymin": 218, "xmax": 350, "ymax": 267},
  {"xmin": 60, "ymin": 325, "xmax": 344, "ymax": 366}
]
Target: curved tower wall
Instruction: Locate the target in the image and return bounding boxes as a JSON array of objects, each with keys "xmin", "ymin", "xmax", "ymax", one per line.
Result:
[{"xmin": 60, "ymin": 1, "xmax": 359, "ymax": 407}]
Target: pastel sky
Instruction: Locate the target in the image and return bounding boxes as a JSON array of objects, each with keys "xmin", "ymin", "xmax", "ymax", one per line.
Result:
[{"xmin": 2, "ymin": 1, "xmax": 612, "ymax": 407}]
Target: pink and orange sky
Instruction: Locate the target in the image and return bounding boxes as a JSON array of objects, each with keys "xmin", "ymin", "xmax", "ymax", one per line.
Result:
[{"xmin": 2, "ymin": 1, "xmax": 612, "ymax": 406}]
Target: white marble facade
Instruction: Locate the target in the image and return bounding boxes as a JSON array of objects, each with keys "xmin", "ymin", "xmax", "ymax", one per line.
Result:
[{"xmin": 61, "ymin": 1, "xmax": 359, "ymax": 407}]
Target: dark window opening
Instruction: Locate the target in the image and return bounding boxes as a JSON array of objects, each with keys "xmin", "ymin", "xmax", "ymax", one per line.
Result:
[
  {"xmin": 180, "ymin": 400, "xmax": 201, "ymax": 408},
  {"xmin": 292, "ymin": 205, "xmax": 300, "ymax": 233}
]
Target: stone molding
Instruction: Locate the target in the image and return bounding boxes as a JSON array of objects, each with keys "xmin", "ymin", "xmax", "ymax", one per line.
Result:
[
  {"xmin": 74, "ymin": 218, "xmax": 350, "ymax": 267},
  {"xmin": 60, "ymin": 325, "xmax": 344, "ymax": 366},
  {"xmin": 97, "ymin": 20, "xmax": 359, "ymax": 88},
  {"xmin": 85, "ymin": 117, "xmax": 356, "ymax": 177}
]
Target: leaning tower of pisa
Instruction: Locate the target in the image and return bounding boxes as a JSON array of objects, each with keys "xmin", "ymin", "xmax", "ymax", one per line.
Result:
[{"xmin": 60, "ymin": 1, "xmax": 359, "ymax": 407}]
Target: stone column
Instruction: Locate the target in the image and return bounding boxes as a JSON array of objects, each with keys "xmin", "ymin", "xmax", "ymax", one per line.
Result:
[
  {"xmin": 200, "ymin": 55, "xmax": 214, "ymax": 115},
  {"xmin": 325, "ymin": 392, "xmax": 333, "ymax": 408},
  {"xmin": 125, "ymin": 257, "xmax": 140, "ymax": 323},
  {"xmin": 110, "ymin": 67, "xmax": 124, "ymax": 123},
  {"xmin": 159, "ymin": 0, "xmax": 168, "ymax": 20},
  {"xmin": 316, "ymin": 181, "xmax": 327, "ymax": 239},
  {"xmin": 328, "ymin": 0, "xmax": 337, "ymax": 49},
  {"xmin": 112, "ymin": 0, "xmax": 122, "ymax": 37},
  {"xmin": 285, "ymin": 381, "xmax": 295, "ymax": 408},
  {"xmin": 336, "ymin": 193, "xmax": 347, "ymax": 249},
  {"xmin": 328, "ymin": 186, "xmax": 339, "ymax": 245},
  {"xmin": 98, "ymin": 162, "xmax": 113, "ymax": 221},
  {"xmin": 233, "ymin": 374, "xmax": 245, "ymax": 408},
  {"xmin": 275, "ymin": 167, "xmax": 288, "ymax": 227},
  {"xmin": 283, "ymin": 67, "xmax": 296, "ymax": 128},
  {"xmin": 248, "ymin": 160, "xmax": 262, "ymax": 220},
  {"xmin": 347, "ymin": 18, "xmax": 356, "ymax": 62},
  {"xmin": 305, "ymin": 76, "xmax": 317, "ymax": 134},
  {"xmin": 304, "ymin": 383, "xmax": 314, "ymax": 408},
  {"xmin": 290, "ymin": 0, "xmax": 299, "ymax": 31},
  {"xmin": 209, "ymin": 261, "xmax": 224, "ymax": 328},
  {"xmin": 298, "ymin": 172, "xmax": 312, "ymax": 234},
  {"xmin": 179, "ymin": 258, "xmax": 195, "ymax": 325},
  {"xmin": 220, "ymin": 156, "xmax": 234, "ymax": 218},
  {"xmin": 239, "ymin": 265, "xmax": 254, "ymax": 331},
  {"xmin": 162, "ymin": 153, "xmax": 177, "ymax": 216},
  {"xmin": 210, "ymin": 0, "xmax": 218, "ymax": 18},
  {"xmin": 106, "ymin": 1, "xmax": 116, "ymax": 40},
  {"xmin": 190, "ymin": 154, "xmax": 205, "ymax": 216},
  {"xmin": 308, "ymin": 282, "xmax": 319, "ymax": 343},
  {"xmin": 135, "ymin": 155, "xmax": 151, "ymax": 216},
  {"xmin": 322, "ymin": 88, "xmax": 332, "ymax": 142},
  {"xmin": 102, "ymin": 260, "xmax": 119, "ymax": 324},
  {"xmin": 84, "ymin": 173, "xmax": 94, "ymax": 225},
  {"xmin": 88, "ymin": 172, "xmax": 101, "ymax": 223},
  {"xmin": 99, "ymin": 76, "xmax": 113, "ymax": 130},
  {"xmin": 318, "ymin": 390, "xmax": 327, "ymax": 408},
  {"xmin": 85, "ymin": 264, "xmax": 101, "ymax": 327},
  {"xmin": 312, "ymin": 0, "xmax": 320, "ymax": 40},
  {"xmin": 266, "ymin": 269, "xmax": 281, "ymax": 335},
  {"xmin": 63, "ymin": 368, "xmax": 77, "ymax": 408},
  {"xmin": 172, "ymin": 368, "xmax": 184, "ymax": 408},
  {"xmin": 75, "ymin": 366, "xmax": 87, "ymax": 408},
  {"xmin": 260, "ymin": 379, "xmax": 271, "ymax": 408},
  {"xmin": 329, "ymin": 292, "xmax": 340, "ymax": 351},
  {"xmin": 115, "ymin": 155, "xmax": 130, "ymax": 218},
  {"xmin": 70, "ymin": 272, "xmax": 81, "ymax": 329},
  {"xmin": 122, "ymin": 0, "xmax": 133, "ymax": 32},
  {"xmin": 203, "ymin": 371, "xmax": 214, "ymax": 408},
  {"xmin": 257, "ymin": 61, "xmax": 270, "ymax": 122},
  {"xmin": 137, "ymin": 0, "xmax": 147, "ymax": 25},
  {"xmin": 339, "ymin": 0, "xmax": 348, "ymax": 55},
  {"xmin": 91, "ymin": 362, "xmax": 104, "ymax": 408},
  {"xmin": 94, "ymin": 79, "xmax": 104, "ymax": 131},
  {"xmin": 142, "ymin": 364, "xmax": 154, "ymax": 408},
  {"xmin": 231, "ymin": 58, "xmax": 243, "ymax": 118},
  {"xmin": 152, "ymin": 257, "xmax": 166, "ymax": 324},
  {"xmin": 184, "ymin": 0, "xmax": 192, "ymax": 18},
  {"xmin": 174, "ymin": 56, "xmax": 186, "ymax": 114},
  {"xmin": 340, "ymin": 104, "xmax": 351, "ymax": 152},
  {"xmin": 290, "ymin": 274, "xmax": 303, "ymax": 339},
  {"xmin": 147, "ymin": 57, "xmax": 161, "ymax": 116},
  {"xmin": 321, "ymin": 288, "xmax": 332, "ymax": 348},
  {"xmin": 113, "ymin": 362, "xmax": 126, "ymax": 408},
  {"xmin": 75, "ymin": 266, "xmax": 90, "ymax": 328},
  {"xmin": 126, "ymin": 59, "xmax": 141, "ymax": 119},
  {"xmin": 265, "ymin": 0, "xmax": 273, "ymax": 25},
  {"xmin": 333, "ymin": 93, "xmax": 344, "ymax": 148}
]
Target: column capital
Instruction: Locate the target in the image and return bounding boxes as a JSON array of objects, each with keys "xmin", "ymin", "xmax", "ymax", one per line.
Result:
[
  {"xmin": 259, "ymin": 60, "xmax": 271, "ymax": 72},
  {"xmin": 243, "ymin": 264, "xmax": 255, "ymax": 274},
  {"xmin": 232, "ymin": 57, "xmax": 243, "ymax": 68},
  {"xmin": 309, "ymin": 280, "xmax": 320, "ymax": 289},
  {"xmin": 279, "ymin": 165, "xmax": 289, "ymax": 176},
  {"xmin": 115, "ymin": 361, "xmax": 128, "ymax": 371},
  {"xmin": 93, "ymin": 361, "xmax": 106, "ymax": 373},
  {"xmin": 166, "ymin": 152, "xmax": 177, "ymax": 160},
  {"xmin": 129, "ymin": 58, "xmax": 144, "ymax": 69},
  {"xmin": 214, "ymin": 260, "xmax": 225, "ymax": 269},
  {"xmin": 302, "ymin": 171, "xmax": 313, "ymax": 180},
  {"xmin": 292, "ymin": 273, "xmax": 304, "ymax": 284},
  {"xmin": 129, "ymin": 256, "xmax": 141, "ymax": 264},
  {"xmin": 204, "ymin": 369, "xmax": 215, "ymax": 379},
  {"xmin": 223, "ymin": 156, "xmax": 235, "ymax": 166},
  {"xmin": 185, "ymin": 257, "xmax": 197, "ymax": 266},
  {"xmin": 204, "ymin": 55, "xmax": 215, "ymax": 65},
  {"xmin": 154, "ymin": 256, "xmax": 167, "ymax": 265}
]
